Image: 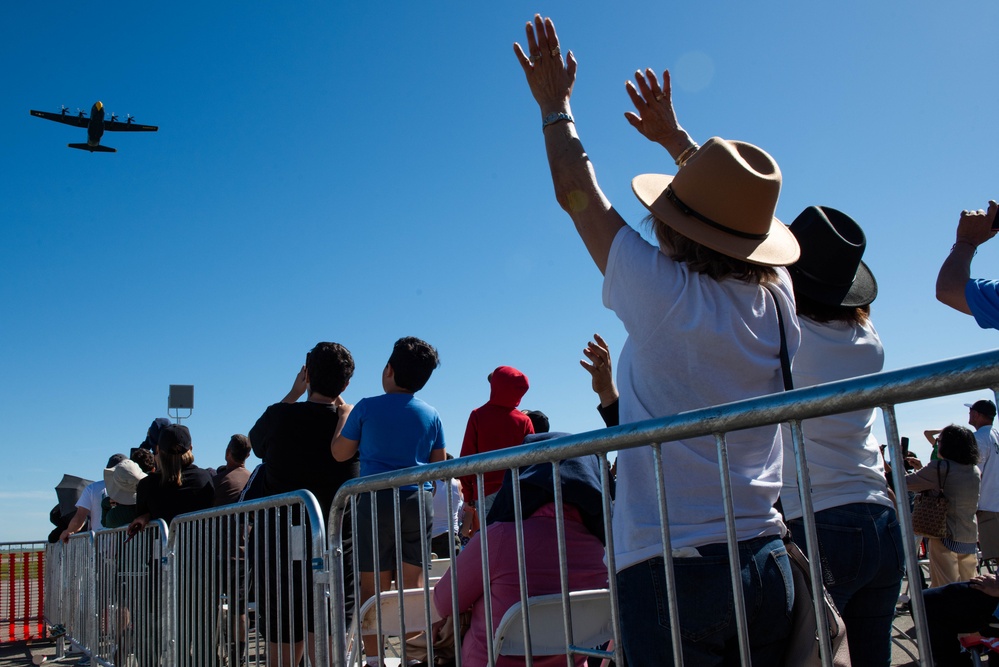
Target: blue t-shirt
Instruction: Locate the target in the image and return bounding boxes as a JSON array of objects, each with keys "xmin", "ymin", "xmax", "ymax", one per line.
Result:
[
  {"xmin": 341, "ymin": 393, "xmax": 445, "ymax": 490},
  {"xmin": 966, "ymin": 279, "xmax": 999, "ymax": 330}
]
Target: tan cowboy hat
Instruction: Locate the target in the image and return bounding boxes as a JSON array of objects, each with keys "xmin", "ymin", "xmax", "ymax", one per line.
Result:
[{"xmin": 632, "ymin": 137, "xmax": 800, "ymax": 267}]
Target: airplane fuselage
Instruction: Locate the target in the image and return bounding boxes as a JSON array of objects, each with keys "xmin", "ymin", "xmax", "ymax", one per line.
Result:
[{"xmin": 87, "ymin": 102, "xmax": 105, "ymax": 147}]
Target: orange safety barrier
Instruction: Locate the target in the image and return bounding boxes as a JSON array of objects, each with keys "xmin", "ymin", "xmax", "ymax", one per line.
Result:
[{"xmin": 0, "ymin": 546, "xmax": 46, "ymax": 643}]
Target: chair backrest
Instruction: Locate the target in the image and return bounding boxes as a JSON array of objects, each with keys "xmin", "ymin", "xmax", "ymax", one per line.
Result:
[
  {"xmin": 357, "ymin": 587, "xmax": 442, "ymax": 636},
  {"xmin": 428, "ymin": 557, "xmax": 452, "ymax": 579},
  {"xmin": 493, "ymin": 589, "xmax": 613, "ymax": 656}
]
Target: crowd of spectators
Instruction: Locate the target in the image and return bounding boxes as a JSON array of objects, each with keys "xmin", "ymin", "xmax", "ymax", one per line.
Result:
[{"xmin": 47, "ymin": 12, "xmax": 999, "ymax": 667}]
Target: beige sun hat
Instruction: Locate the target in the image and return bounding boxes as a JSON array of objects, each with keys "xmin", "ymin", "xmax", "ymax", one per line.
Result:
[
  {"xmin": 104, "ymin": 459, "xmax": 147, "ymax": 505},
  {"xmin": 632, "ymin": 137, "xmax": 800, "ymax": 267}
]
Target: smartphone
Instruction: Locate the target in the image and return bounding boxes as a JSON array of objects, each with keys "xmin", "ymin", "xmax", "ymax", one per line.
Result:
[{"xmin": 901, "ymin": 436, "xmax": 913, "ymax": 471}]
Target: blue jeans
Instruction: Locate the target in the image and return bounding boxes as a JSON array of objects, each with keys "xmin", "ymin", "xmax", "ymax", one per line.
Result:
[
  {"xmin": 616, "ymin": 535, "xmax": 793, "ymax": 666},
  {"xmin": 789, "ymin": 502, "xmax": 904, "ymax": 667}
]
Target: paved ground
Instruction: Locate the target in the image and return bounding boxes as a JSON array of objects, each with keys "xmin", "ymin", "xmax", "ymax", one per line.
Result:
[{"xmin": 0, "ymin": 578, "xmax": 929, "ymax": 666}]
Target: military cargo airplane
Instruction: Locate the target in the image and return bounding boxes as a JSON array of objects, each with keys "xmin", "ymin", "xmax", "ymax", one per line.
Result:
[{"xmin": 30, "ymin": 101, "xmax": 158, "ymax": 153}]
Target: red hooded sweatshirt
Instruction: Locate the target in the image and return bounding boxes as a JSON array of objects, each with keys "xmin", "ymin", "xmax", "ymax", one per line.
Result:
[{"xmin": 459, "ymin": 366, "xmax": 534, "ymax": 502}]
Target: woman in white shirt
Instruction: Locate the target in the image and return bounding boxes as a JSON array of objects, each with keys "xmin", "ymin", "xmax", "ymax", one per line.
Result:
[
  {"xmin": 515, "ymin": 15, "xmax": 801, "ymax": 665},
  {"xmin": 781, "ymin": 206, "xmax": 903, "ymax": 667}
]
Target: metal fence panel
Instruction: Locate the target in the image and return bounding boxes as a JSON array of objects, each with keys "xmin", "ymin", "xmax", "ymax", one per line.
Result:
[
  {"xmin": 168, "ymin": 490, "xmax": 330, "ymax": 667},
  {"xmin": 90, "ymin": 521, "xmax": 168, "ymax": 667}
]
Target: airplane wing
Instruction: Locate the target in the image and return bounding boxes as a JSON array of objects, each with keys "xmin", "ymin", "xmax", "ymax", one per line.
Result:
[
  {"xmin": 30, "ymin": 110, "xmax": 89, "ymax": 128},
  {"xmin": 104, "ymin": 119, "xmax": 158, "ymax": 132}
]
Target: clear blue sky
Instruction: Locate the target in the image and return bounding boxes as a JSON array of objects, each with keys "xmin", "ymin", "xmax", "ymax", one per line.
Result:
[{"xmin": 3, "ymin": 2, "xmax": 998, "ymax": 541}]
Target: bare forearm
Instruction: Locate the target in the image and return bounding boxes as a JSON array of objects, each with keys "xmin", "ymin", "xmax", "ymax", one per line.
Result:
[
  {"xmin": 936, "ymin": 243, "xmax": 976, "ymax": 315},
  {"xmin": 542, "ymin": 111, "xmax": 624, "ymax": 273}
]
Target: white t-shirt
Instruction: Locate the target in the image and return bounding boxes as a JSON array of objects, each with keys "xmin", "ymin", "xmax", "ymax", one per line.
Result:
[
  {"xmin": 975, "ymin": 424, "xmax": 999, "ymax": 512},
  {"xmin": 780, "ymin": 317, "xmax": 892, "ymax": 519},
  {"xmin": 431, "ymin": 478, "xmax": 463, "ymax": 537},
  {"xmin": 604, "ymin": 226, "xmax": 799, "ymax": 570},
  {"xmin": 76, "ymin": 480, "xmax": 108, "ymax": 531}
]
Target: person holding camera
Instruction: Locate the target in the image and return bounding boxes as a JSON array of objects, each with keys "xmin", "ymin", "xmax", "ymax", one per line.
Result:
[{"xmin": 937, "ymin": 200, "xmax": 999, "ymax": 328}]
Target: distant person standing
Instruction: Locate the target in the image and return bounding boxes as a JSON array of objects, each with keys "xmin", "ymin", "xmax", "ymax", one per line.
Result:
[
  {"xmin": 214, "ymin": 434, "xmax": 252, "ymax": 506},
  {"xmin": 132, "ymin": 417, "xmax": 171, "ymax": 458},
  {"xmin": 458, "ymin": 366, "xmax": 534, "ymax": 523},
  {"xmin": 967, "ymin": 399, "xmax": 999, "ymax": 562},
  {"xmin": 936, "ymin": 200, "xmax": 999, "ymax": 327},
  {"xmin": 60, "ymin": 453, "xmax": 127, "ymax": 541}
]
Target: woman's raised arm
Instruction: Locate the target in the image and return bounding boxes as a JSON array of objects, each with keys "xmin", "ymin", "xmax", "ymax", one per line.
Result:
[{"xmin": 514, "ymin": 15, "xmax": 624, "ymax": 274}]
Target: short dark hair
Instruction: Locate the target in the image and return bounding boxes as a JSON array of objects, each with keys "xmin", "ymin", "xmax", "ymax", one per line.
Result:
[
  {"xmin": 106, "ymin": 453, "xmax": 128, "ymax": 469},
  {"xmin": 307, "ymin": 342, "xmax": 355, "ymax": 398},
  {"xmin": 937, "ymin": 424, "xmax": 980, "ymax": 465},
  {"xmin": 645, "ymin": 214, "xmax": 779, "ymax": 284},
  {"xmin": 524, "ymin": 410, "xmax": 550, "ymax": 434},
  {"xmin": 388, "ymin": 337, "xmax": 440, "ymax": 392},
  {"xmin": 130, "ymin": 448, "xmax": 155, "ymax": 473},
  {"xmin": 227, "ymin": 434, "xmax": 251, "ymax": 464}
]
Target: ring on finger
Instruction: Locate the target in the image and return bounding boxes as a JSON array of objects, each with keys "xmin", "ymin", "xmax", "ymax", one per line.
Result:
[
  {"xmin": 530, "ymin": 53, "xmax": 542, "ymax": 64},
  {"xmin": 551, "ymin": 46, "xmax": 561, "ymax": 57},
  {"xmin": 655, "ymin": 92, "xmax": 665, "ymax": 101}
]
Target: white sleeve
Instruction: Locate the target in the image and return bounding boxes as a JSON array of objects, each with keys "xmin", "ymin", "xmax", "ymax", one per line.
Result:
[{"xmin": 602, "ymin": 226, "xmax": 685, "ymax": 340}]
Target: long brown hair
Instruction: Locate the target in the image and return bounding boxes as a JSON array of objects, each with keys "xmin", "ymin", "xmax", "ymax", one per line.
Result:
[
  {"xmin": 645, "ymin": 214, "xmax": 779, "ymax": 284},
  {"xmin": 157, "ymin": 450, "xmax": 194, "ymax": 487}
]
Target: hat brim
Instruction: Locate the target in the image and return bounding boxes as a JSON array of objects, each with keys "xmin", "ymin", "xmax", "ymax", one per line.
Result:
[
  {"xmin": 791, "ymin": 260, "xmax": 878, "ymax": 308},
  {"xmin": 632, "ymin": 173, "xmax": 800, "ymax": 267}
]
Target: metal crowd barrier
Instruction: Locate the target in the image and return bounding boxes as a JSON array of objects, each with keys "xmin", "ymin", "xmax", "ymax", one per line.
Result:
[
  {"xmin": 91, "ymin": 521, "xmax": 169, "ymax": 667},
  {"xmin": 0, "ymin": 541, "xmax": 47, "ymax": 644},
  {"xmin": 168, "ymin": 490, "xmax": 330, "ymax": 667},
  {"xmin": 326, "ymin": 349, "xmax": 999, "ymax": 667}
]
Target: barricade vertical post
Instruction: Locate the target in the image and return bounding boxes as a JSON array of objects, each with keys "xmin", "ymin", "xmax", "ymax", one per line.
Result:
[
  {"xmin": 651, "ymin": 443, "xmax": 684, "ymax": 666},
  {"xmin": 883, "ymin": 404, "xmax": 933, "ymax": 666},
  {"xmin": 788, "ymin": 419, "xmax": 835, "ymax": 667},
  {"xmin": 715, "ymin": 432, "xmax": 753, "ymax": 666}
]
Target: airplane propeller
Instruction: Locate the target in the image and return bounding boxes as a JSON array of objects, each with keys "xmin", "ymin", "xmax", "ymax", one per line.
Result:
[
  {"xmin": 109, "ymin": 113, "xmax": 118, "ymax": 122},
  {"xmin": 60, "ymin": 105, "xmax": 69, "ymax": 115},
  {"xmin": 77, "ymin": 108, "xmax": 87, "ymax": 118},
  {"xmin": 126, "ymin": 114, "xmax": 135, "ymax": 124}
]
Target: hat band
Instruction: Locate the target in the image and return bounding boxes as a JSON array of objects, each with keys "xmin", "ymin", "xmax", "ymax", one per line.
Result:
[{"xmin": 665, "ymin": 186, "xmax": 769, "ymax": 241}]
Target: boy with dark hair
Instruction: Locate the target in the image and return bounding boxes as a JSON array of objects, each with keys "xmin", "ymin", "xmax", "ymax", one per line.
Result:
[{"xmin": 331, "ymin": 336, "xmax": 446, "ymax": 666}]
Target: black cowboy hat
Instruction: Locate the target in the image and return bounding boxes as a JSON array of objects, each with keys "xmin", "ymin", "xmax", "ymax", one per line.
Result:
[{"xmin": 788, "ymin": 206, "xmax": 877, "ymax": 307}]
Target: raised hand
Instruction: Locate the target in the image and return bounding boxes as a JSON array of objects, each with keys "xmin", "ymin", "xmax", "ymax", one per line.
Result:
[
  {"xmin": 580, "ymin": 333, "xmax": 619, "ymax": 407},
  {"xmin": 513, "ymin": 15, "xmax": 577, "ymax": 116},
  {"xmin": 624, "ymin": 69, "xmax": 695, "ymax": 162},
  {"xmin": 956, "ymin": 200, "xmax": 999, "ymax": 248}
]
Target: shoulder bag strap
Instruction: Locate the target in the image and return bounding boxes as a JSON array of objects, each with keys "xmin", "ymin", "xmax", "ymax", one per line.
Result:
[{"xmin": 765, "ymin": 285, "xmax": 793, "ymax": 391}]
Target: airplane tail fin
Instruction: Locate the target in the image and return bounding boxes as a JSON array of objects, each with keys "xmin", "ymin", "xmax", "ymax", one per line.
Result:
[{"xmin": 68, "ymin": 143, "xmax": 116, "ymax": 153}]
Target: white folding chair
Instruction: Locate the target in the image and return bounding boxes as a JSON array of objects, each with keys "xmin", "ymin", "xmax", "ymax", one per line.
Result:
[
  {"xmin": 493, "ymin": 588, "xmax": 613, "ymax": 659},
  {"xmin": 346, "ymin": 588, "xmax": 442, "ymax": 665}
]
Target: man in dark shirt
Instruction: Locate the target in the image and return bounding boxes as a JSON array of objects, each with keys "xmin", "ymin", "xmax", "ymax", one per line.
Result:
[
  {"xmin": 214, "ymin": 434, "xmax": 252, "ymax": 506},
  {"xmin": 248, "ymin": 342, "xmax": 359, "ymax": 667}
]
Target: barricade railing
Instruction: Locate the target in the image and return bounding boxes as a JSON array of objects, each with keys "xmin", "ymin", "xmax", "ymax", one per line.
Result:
[
  {"xmin": 43, "ymin": 542, "xmax": 63, "ymax": 631},
  {"xmin": 327, "ymin": 349, "xmax": 999, "ymax": 667},
  {"xmin": 168, "ymin": 490, "xmax": 330, "ymax": 667},
  {"xmin": 0, "ymin": 541, "xmax": 47, "ymax": 644},
  {"xmin": 91, "ymin": 520, "xmax": 168, "ymax": 667},
  {"xmin": 61, "ymin": 531, "xmax": 98, "ymax": 658}
]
